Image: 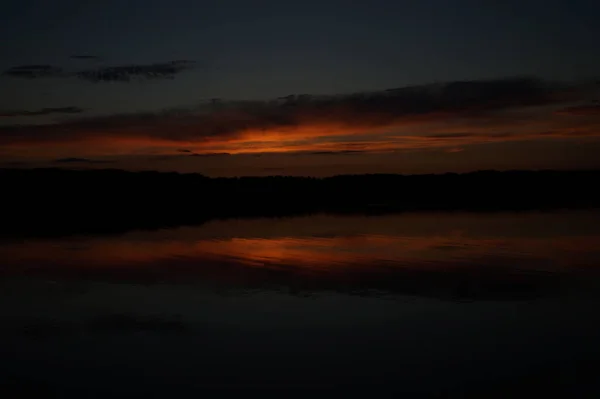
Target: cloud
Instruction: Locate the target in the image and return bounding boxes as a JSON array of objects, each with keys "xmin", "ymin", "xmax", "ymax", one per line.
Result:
[
  {"xmin": 425, "ymin": 133, "xmax": 477, "ymax": 139},
  {"xmin": 2, "ymin": 65, "xmax": 64, "ymax": 78},
  {"xmin": 2, "ymin": 60, "xmax": 196, "ymax": 82},
  {"xmin": 262, "ymin": 167, "xmax": 286, "ymax": 171},
  {"xmin": 53, "ymin": 157, "xmax": 112, "ymax": 164},
  {"xmin": 70, "ymin": 55, "xmax": 100, "ymax": 60},
  {"xmin": 308, "ymin": 150, "xmax": 366, "ymax": 155},
  {"xmin": 189, "ymin": 152, "xmax": 231, "ymax": 157},
  {"xmin": 74, "ymin": 60, "xmax": 197, "ymax": 82},
  {"xmin": 0, "ymin": 161, "xmax": 26, "ymax": 166},
  {"xmin": 0, "ymin": 107, "xmax": 85, "ymax": 118},
  {"xmin": 0, "ymin": 77, "xmax": 598, "ymax": 157},
  {"xmin": 555, "ymin": 104, "xmax": 600, "ymax": 116}
]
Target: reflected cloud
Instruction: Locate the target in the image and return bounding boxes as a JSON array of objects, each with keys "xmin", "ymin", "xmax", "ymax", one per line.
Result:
[
  {"xmin": 2, "ymin": 212, "xmax": 600, "ymax": 301},
  {"xmin": 10, "ymin": 314, "xmax": 188, "ymax": 337},
  {"xmin": 88, "ymin": 313, "xmax": 187, "ymax": 333}
]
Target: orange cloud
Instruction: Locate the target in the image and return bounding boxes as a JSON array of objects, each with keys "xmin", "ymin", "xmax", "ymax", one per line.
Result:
[
  {"xmin": 555, "ymin": 104, "xmax": 600, "ymax": 116},
  {"xmin": 1, "ymin": 77, "xmax": 599, "ymax": 161}
]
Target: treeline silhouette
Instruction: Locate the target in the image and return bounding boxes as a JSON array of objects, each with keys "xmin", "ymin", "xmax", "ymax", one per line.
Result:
[{"xmin": 2, "ymin": 168, "xmax": 599, "ymax": 238}]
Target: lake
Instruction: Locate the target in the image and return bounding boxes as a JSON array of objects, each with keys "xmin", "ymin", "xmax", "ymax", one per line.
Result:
[{"xmin": 1, "ymin": 210, "xmax": 600, "ymax": 396}]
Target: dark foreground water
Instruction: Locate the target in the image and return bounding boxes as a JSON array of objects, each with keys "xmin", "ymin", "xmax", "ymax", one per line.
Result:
[{"xmin": 1, "ymin": 210, "xmax": 600, "ymax": 397}]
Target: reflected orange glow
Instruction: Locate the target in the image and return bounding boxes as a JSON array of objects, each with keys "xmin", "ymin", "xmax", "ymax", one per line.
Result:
[{"xmin": 2, "ymin": 230, "xmax": 600, "ymax": 276}]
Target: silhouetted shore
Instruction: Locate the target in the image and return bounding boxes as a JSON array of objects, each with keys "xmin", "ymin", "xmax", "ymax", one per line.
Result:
[{"xmin": 2, "ymin": 168, "xmax": 600, "ymax": 239}]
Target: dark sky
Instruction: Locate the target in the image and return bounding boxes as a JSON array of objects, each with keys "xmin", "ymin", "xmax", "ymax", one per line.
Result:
[{"xmin": 1, "ymin": 0, "xmax": 600, "ymax": 175}]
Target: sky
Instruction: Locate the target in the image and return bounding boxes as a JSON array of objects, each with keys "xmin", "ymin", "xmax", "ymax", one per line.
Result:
[{"xmin": 1, "ymin": 0, "xmax": 600, "ymax": 176}]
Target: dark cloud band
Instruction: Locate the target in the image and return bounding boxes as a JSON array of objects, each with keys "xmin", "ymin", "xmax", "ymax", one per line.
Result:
[
  {"xmin": 2, "ymin": 65, "xmax": 64, "ymax": 79},
  {"xmin": 2, "ymin": 60, "xmax": 196, "ymax": 82},
  {"xmin": 0, "ymin": 77, "xmax": 595, "ymax": 149},
  {"xmin": 53, "ymin": 157, "xmax": 112, "ymax": 164},
  {"xmin": 0, "ymin": 107, "xmax": 85, "ymax": 118}
]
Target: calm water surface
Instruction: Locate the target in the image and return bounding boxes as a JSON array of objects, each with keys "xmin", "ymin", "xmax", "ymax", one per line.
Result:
[{"xmin": 1, "ymin": 210, "xmax": 600, "ymax": 396}]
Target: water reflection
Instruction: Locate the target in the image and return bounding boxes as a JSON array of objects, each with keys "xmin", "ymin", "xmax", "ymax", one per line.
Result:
[
  {"xmin": 1, "ymin": 210, "xmax": 600, "ymax": 300},
  {"xmin": 2, "ymin": 211, "xmax": 600, "ymax": 395}
]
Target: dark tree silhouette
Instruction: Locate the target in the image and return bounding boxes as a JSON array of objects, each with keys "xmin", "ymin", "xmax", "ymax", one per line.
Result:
[{"xmin": 1, "ymin": 168, "xmax": 599, "ymax": 239}]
